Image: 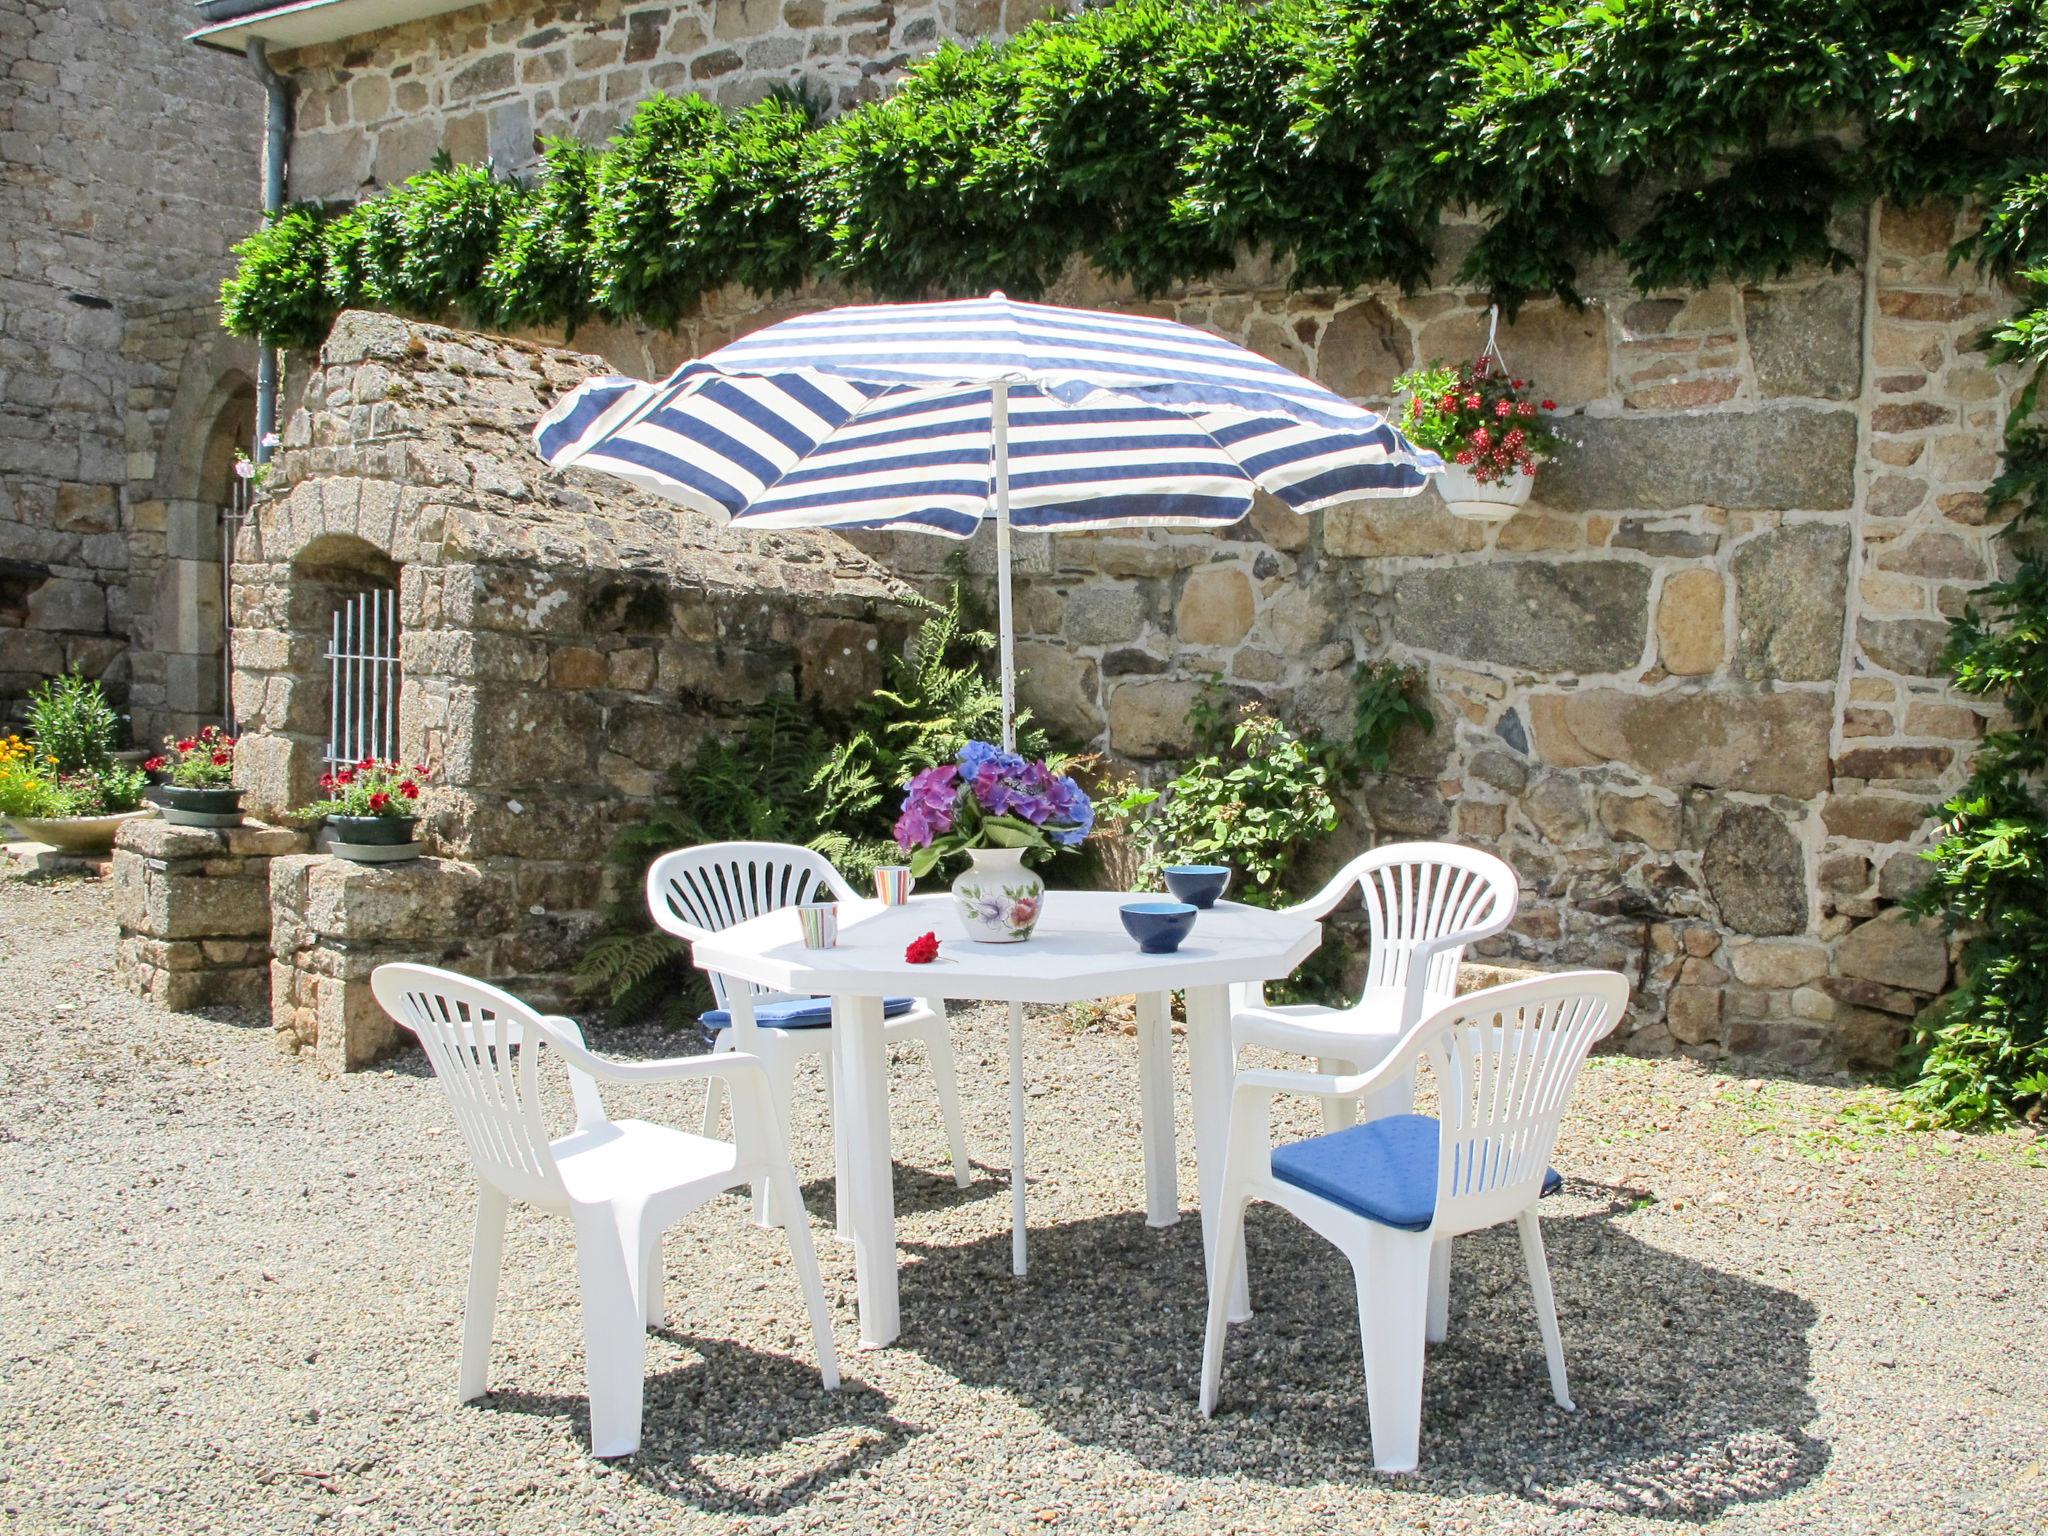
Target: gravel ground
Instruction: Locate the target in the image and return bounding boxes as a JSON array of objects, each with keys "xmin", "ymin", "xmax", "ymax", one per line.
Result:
[{"xmin": 2, "ymin": 870, "xmax": 2045, "ymax": 1536}]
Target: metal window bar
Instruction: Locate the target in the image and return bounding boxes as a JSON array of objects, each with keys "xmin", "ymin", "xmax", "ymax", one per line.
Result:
[{"xmin": 325, "ymin": 586, "xmax": 400, "ymax": 770}]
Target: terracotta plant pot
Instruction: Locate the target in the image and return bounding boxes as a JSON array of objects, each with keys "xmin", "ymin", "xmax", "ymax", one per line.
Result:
[
  {"xmin": 153, "ymin": 784, "xmax": 244, "ymax": 828},
  {"xmin": 4, "ymin": 809, "xmax": 152, "ymax": 854}
]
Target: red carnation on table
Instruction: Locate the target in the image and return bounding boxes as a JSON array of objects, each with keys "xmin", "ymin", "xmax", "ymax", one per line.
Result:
[{"xmin": 905, "ymin": 931, "xmax": 940, "ymax": 964}]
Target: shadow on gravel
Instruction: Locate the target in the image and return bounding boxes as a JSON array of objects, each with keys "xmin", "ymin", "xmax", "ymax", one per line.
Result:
[
  {"xmin": 476, "ymin": 1336, "xmax": 919, "ymax": 1516},
  {"xmin": 895, "ymin": 1181, "xmax": 1827, "ymax": 1520}
]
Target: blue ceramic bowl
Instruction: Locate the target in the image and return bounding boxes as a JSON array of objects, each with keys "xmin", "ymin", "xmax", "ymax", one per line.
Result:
[
  {"xmin": 1121, "ymin": 900, "xmax": 1198, "ymax": 954},
  {"xmin": 1163, "ymin": 864, "xmax": 1231, "ymax": 909}
]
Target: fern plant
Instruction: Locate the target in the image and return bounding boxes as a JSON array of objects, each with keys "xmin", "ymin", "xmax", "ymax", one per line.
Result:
[{"xmin": 577, "ymin": 584, "xmax": 1033, "ymax": 1024}]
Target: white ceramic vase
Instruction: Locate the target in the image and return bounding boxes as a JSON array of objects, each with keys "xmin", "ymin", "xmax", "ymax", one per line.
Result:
[
  {"xmin": 1436, "ymin": 462, "xmax": 1535, "ymax": 522},
  {"xmin": 951, "ymin": 846, "xmax": 1045, "ymax": 943}
]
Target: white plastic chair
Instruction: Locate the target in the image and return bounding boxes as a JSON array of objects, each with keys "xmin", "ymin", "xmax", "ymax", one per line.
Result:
[
  {"xmin": 1233, "ymin": 842, "xmax": 1518, "ymax": 1129},
  {"xmin": 647, "ymin": 842, "xmax": 972, "ymax": 1229},
  {"xmin": 1201, "ymin": 970, "xmax": 1629, "ymax": 1473},
  {"xmin": 370, "ymin": 963, "xmax": 839, "ymax": 1459}
]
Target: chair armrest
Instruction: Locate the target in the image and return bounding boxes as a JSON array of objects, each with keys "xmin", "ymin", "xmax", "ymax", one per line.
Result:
[
  {"xmin": 532, "ymin": 1017, "xmax": 768, "ymax": 1088},
  {"xmin": 1277, "ymin": 863, "xmax": 1359, "ymax": 923}
]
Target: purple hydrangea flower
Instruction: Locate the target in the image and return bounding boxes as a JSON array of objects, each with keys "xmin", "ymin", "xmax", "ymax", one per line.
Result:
[{"xmin": 894, "ymin": 763, "xmax": 960, "ymax": 849}]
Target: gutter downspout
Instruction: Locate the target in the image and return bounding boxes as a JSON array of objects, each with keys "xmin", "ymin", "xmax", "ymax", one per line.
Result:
[{"xmin": 246, "ymin": 39, "xmax": 291, "ymax": 466}]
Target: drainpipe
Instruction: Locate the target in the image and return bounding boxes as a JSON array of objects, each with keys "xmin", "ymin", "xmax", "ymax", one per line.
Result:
[{"xmin": 246, "ymin": 39, "xmax": 291, "ymax": 466}]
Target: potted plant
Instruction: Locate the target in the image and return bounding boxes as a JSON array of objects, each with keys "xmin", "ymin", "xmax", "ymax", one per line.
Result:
[
  {"xmin": 0, "ymin": 674, "xmax": 153, "ymax": 852},
  {"xmin": 893, "ymin": 742, "xmax": 1092, "ymax": 942},
  {"xmin": 146, "ymin": 726, "xmax": 243, "ymax": 826},
  {"xmin": 1394, "ymin": 354, "xmax": 1566, "ymax": 521},
  {"xmin": 298, "ymin": 758, "xmax": 429, "ymax": 863}
]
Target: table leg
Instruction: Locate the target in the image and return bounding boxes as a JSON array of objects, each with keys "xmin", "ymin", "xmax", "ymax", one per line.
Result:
[
  {"xmin": 1183, "ymin": 983, "xmax": 1250, "ymax": 1323},
  {"xmin": 830, "ymin": 993, "xmax": 899, "ymax": 1347},
  {"xmin": 1008, "ymin": 1000, "xmax": 1027, "ymax": 1277},
  {"xmin": 1135, "ymin": 990, "xmax": 1178, "ymax": 1228}
]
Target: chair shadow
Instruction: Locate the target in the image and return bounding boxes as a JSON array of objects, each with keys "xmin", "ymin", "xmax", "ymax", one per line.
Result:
[
  {"xmin": 795, "ymin": 1160, "xmax": 1009, "ymax": 1226},
  {"xmin": 474, "ymin": 1335, "xmax": 919, "ymax": 1516},
  {"xmin": 893, "ymin": 1182, "xmax": 1828, "ymax": 1520}
]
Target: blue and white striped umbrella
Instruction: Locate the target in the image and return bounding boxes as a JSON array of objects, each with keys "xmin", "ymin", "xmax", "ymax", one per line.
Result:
[{"xmin": 535, "ymin": 293, "xmax": 1440, "ymax": 744}]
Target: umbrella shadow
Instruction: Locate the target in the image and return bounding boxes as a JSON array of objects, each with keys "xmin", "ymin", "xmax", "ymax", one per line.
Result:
[
  {"xmin": 473, "ymin": 1335, "xmax": 918, "ymax": 1516},
  {"xmin": 893, "ymin": 1182, "xmax": 1827, "ymax": 1520}
]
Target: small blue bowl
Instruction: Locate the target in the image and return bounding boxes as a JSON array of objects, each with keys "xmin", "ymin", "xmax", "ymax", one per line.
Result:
[
  {"xmin": 1121, "ymin": 900, "xmax": 1198, "ymax": 954},
  {"xmin": 1163, "ymin": 864, "xmax": 1231, "ymax": 909}
]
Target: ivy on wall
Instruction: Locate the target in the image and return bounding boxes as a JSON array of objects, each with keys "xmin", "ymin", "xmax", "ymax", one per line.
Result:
[
  {"xmin": 222, "ymin": 1, "xmax": 2048, "ymax": 349},
  {"xmin": 220, "ymin": 0, "xmax": 2048, "ymax": 1123}
]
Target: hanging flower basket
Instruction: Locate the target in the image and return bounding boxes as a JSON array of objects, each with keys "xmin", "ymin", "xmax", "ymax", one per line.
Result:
[
  {"xmin": 1395, "ymin": 307, "xmax": 1566, "ymax": 523},
  {"xmin": 1433, "ymin": 463, "xmax": 1536, "ymax": 523}
]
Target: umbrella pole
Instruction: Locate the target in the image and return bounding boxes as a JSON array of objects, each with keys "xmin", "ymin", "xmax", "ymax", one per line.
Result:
[
  {"xmin": 992, "ymin": 380, "xmax": 1030, "ymax": 1275},
  {"xmin": 992, "ymin": 380, "xmax": 1016, "ymax": 753}
]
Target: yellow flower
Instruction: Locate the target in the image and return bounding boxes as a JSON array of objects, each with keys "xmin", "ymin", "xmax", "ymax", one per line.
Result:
[{"xmin": 0, "ymin": 734, "xmax": 28, "ymax": 767}]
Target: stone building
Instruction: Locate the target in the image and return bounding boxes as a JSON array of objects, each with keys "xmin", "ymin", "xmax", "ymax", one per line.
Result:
[
  {"xmin": 1, "ymin": 0, "xmax": 264, "ymax": 736},
  {"xmin": 231, "ymin": 309, "xmax": 914, "ymax": 1015},
  {"xmin": 16, "ymin": 0, "xmax": 2028, "ymax": 1070}
]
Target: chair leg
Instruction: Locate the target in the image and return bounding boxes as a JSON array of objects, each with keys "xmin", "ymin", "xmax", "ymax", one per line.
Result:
[
  {"xmin": 1517, "ymin": 1210, "xmax": 1575, "ymax": 1411},
  {"xmin": 921, "ymin": 1013, "xmax": 973, "ymax": 1190},
  {"xmin": 1198, "ymin": 1194, "xmax": 1250, "ymax": 1417},
  {"xmin": 770, "ymin": 1160, "xmax": 841, "ymax": 1392},
  {"xmin": 702, "ymin": 1032, "xmax": 733, "ymax": 1137},
  {"xmin": 458, "ymin": 1185, "xmax": 508, "ymax": 1402},
  {"xmin": 641, "ymin": 1231, "xmax": 665, "ymax": 1329},
  {"xmin": 571, "ymin": 1203, "xmax": 649, "ymax": 1459},
  {"xmin": 1354, "ymin": 1227, "xmax": 1432, "ymax": 1474},
  {"xmin": 1318, "ymin": 1058, "xmax": 1357, "ymax": 1132},
  {"xmin": 1426, "ymin": 1237, "xmax": 1451, "ymax": 1344},
  {"xmin": 755, "ymin": 1046, "xmax": 797, "ymax": 1230}
]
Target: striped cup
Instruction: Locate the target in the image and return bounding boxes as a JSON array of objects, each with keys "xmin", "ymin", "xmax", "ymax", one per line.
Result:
[
  {"xmin": 797, "ymin": 900, "xmax": 838, "ymax": 949},
  {"xmin": 874, "ymin": 865, "xmax": 915, "ymax": 905}
]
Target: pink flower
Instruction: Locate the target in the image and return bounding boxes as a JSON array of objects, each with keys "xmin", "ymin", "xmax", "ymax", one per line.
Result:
[{"xmin": 1494, "ymin": 399, "xmax": 1512, "ymax": 418}]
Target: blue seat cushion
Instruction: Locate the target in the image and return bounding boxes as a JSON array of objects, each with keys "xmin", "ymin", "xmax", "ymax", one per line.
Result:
[
  {"xmin": 1269, "ymin": 1113, "xmax": 1562, "ymax": 1231},
  {"xmin": 700, "ymin": 995, "xmax": 917, "ymax": 1030}
]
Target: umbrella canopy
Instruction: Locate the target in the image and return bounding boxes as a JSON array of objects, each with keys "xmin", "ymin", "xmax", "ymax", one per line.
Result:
[{"xmin": 535, "ymin": 294, "xmax": 1440, "ymax": 743}]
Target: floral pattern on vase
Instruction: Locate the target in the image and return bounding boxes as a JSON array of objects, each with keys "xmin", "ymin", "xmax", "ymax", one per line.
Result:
[{"xmin": 951, "ymin": 846, "xmax": 1045, "ymax": 943}]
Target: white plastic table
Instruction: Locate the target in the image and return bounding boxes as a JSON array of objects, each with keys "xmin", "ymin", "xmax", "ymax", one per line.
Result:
[{"xmin": 690, "ymin": 890, "xmax": 1322, "ymax": 1347}]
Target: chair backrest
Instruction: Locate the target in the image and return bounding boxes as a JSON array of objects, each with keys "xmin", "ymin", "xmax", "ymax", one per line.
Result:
[
  {"xmin": 1419, "ymin": 970, "xmax": 1629, "ymax": 1237},
  {"xmin": 646, "ymin": 842, "xmax": 859, "ymax": 1010},
  {"xmin": 370, "ymin": 963, "xmax": 574, "ymax": 1206},
  {"xmin": 1350, "ymin": 842, "xmax": 1518, "ymax": 1018}
]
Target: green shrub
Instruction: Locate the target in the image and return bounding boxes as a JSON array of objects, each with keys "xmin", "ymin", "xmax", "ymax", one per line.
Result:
[
  {"xmin": 578, "ymin": 583, "xmax": 1042, "ymax": 1022},
  {"xmin": 25, "ymin": 670, "xmax": 120, "ymax": 777}
]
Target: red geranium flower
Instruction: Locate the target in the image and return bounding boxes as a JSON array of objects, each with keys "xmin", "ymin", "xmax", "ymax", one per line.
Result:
[
  {"xmin": 144, "ymin": 756, "xmax": 166, "ymax": 772},
  {"xmin": 369, "ymin": 791, "xmax": 391, "ymax": 812},
  {"xmin": 211, "ymin": 751, "xmax": 231, "ymax": 766},
  {"xmin": 335, "ymin": 768, "xmax": 354, "ymax": 786},
  {"xmin": 398, "ymin": 780, "xmax": 420, "ymax": 800},
  {"xmin": 1541, "ymin": 398, "xmax": 1557, "ymax": 411},
  {"xmin": 176, "ymin": 739, "xmax": 196, "ymax": 752},
  {"xmin": 905, "ymin": 931, "xmax": 940, "ymax": 964}
]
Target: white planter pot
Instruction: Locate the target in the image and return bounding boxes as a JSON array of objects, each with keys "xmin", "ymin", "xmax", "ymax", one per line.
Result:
[
  {"xmin": 1436, "ymin": 463, "xmax": 1535, "ymax": 522},
  {"xmin": 4, "ymin": 809, "xmax": 152, "ymax": 853},
  {"xmin": 951, "ymin": 846, "xmax": 1045, "ymax": 943}
]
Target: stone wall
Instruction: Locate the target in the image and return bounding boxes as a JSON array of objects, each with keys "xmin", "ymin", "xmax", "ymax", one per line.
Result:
[
  {"xmin": 229, "ymin": 310, "xmax": 917, "ymax": 1002},
  {"xmin": 236, "ymin": 2, "xmax": 2023, "ymax": 1070},
  {"xmin": 0, "ymin": 1, "xmax": 262, "ymax": 736},
  {"xmin": 818, "ymin": 204, "xmax": 2011, "ymax": 1073},
  {"xmin": 276, "ymin": 0, "xmax": 1059, "ymax": 202}
]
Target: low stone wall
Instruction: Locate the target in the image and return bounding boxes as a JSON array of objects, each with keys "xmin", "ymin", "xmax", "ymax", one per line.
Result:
[
  {"xmin": 112, "ymin": 819, "xmax": 309, "ymax": 1009},
  {"xmin": 269, "ymin": 853, "xmax": 511, "ymax": 1072}
]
